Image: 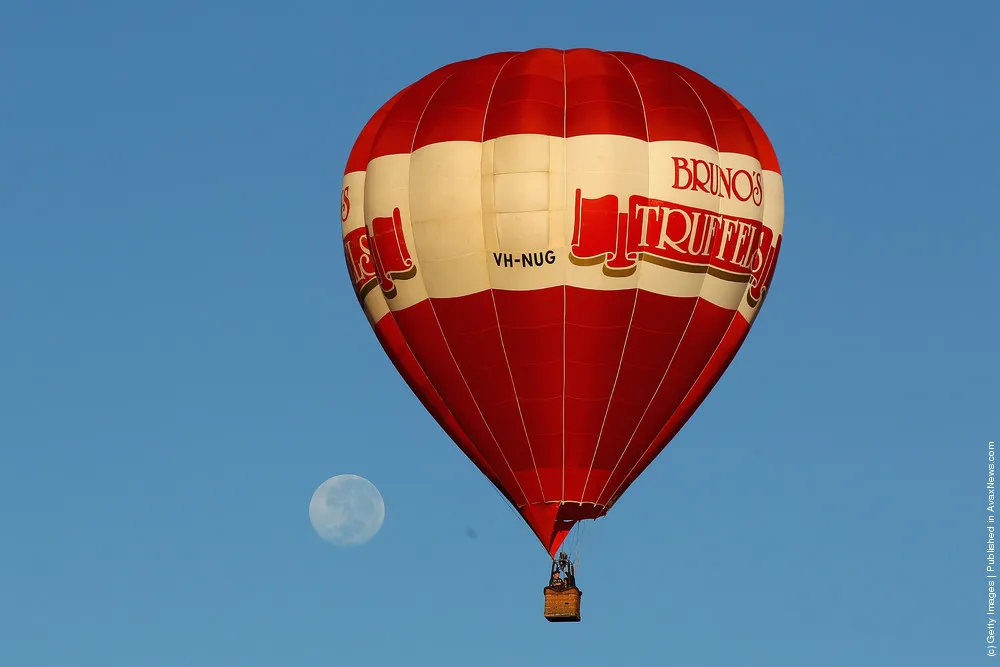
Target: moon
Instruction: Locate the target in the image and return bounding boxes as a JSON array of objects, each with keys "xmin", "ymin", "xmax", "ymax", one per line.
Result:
[{"xmin": 308, "ymin": 474, "xmax": 385, "ymax": 546}]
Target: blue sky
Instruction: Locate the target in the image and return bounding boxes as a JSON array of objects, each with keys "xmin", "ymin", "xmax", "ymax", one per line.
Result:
[{"xmin": 1, "ymin": 1, "xmax": 996, "ymax": 665}]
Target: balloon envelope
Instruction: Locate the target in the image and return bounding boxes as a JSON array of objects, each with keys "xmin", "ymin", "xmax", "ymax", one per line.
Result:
[{"xmin": 340, "ymin": 49, "xmax": 784, "ymax": 556}]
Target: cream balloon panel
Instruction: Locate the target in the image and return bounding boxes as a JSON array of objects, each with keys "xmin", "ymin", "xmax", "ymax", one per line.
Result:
[
  {"xmin": 340, "ymin": 169, "xmax": 392, "ymax": 328},
  {"xmin": 346, "ymin": 135, "xmax": 784, "ymax": 323},
  {"xmin": 741, "ymin": 171, "xmax": 784, "ymax": 323}
]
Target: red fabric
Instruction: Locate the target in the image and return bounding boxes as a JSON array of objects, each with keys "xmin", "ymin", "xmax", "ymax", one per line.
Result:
[{"xmin": 343, "ymin": 49, "xmax": 781, "ymax": 556}]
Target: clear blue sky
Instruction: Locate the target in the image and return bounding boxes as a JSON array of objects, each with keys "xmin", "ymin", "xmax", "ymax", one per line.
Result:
[{"xmin": 1, "ymin": 1, "xmax": 996, "ymax": 665}]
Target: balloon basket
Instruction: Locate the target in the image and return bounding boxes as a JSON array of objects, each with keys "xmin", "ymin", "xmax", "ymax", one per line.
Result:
[{"xmin": 543, "ymin": 586, "xmax": 582, "ymax": 622}]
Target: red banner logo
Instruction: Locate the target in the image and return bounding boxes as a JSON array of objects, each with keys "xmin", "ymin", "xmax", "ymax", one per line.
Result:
[
  {"xmin": 343, "ymin": 207, "xmax": 416, "ymax": 301},
  {"xmin": 569, "ymin": 189, "xmax": 779, "ymax": 308}
]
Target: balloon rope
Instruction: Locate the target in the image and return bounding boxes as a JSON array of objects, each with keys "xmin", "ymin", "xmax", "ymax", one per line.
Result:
[
  {"xmin": 570, "ymin": 519, "xmax": 592, "ymax": 571},
  {"xmin": 578, "ymin": 520, "xmax": 590, "ymax": 568}
]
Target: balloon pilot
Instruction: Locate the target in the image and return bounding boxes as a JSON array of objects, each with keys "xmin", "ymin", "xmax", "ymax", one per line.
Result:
[
  {"xmin": 548, "ymin": 551, "xmax": 576, "ymax": 589},
  {"xmin": 543, "ymin": 551, "xmax": 582, "ymax": 622}
]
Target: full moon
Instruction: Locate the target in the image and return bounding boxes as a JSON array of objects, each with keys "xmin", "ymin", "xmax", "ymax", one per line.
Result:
[{"xmin": 308, "ymin": 474, "xmax": 385, "ymax": 546}]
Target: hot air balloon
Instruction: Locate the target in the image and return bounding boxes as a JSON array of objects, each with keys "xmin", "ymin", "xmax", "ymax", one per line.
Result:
[{"xmin": 339, "ymin": 48, "xmax": 784, "ymax": 622}]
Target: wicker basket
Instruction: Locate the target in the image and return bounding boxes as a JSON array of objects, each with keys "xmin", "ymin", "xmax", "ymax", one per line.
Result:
[{"xmin": 543, "ymin": 585, "xmax": 582, "ymax": 622}]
